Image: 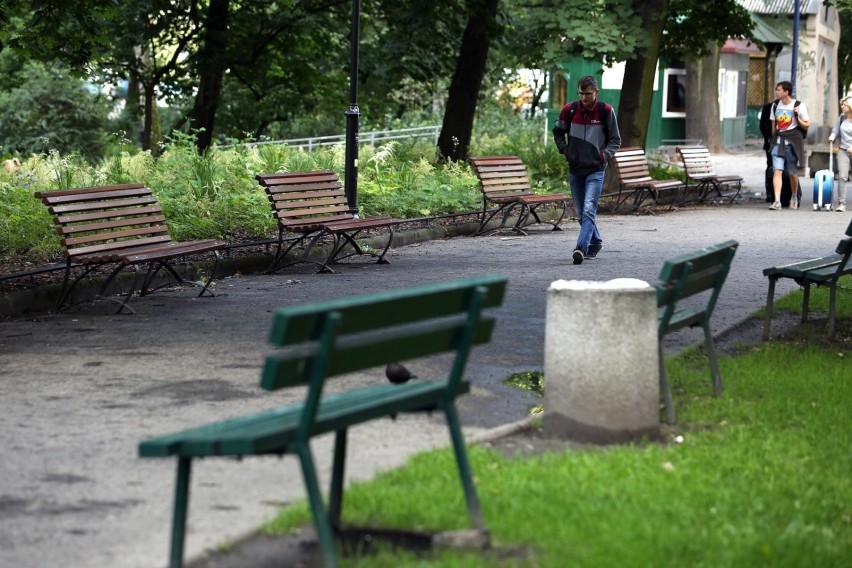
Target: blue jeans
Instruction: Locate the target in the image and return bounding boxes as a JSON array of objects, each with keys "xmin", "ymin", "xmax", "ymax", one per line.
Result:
[
  {"xmin": 770, "ymin": 143, "xmax": 798, "ymax": 177},
  {"xmin": 569, "ymin": 170, "xmax": 604, "ymax": 254}
]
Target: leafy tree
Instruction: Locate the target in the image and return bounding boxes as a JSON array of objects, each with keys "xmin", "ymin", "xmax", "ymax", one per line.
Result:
[
  {"xmin": 0, "ymin": 58, "xmax": 111, "ymax": 158},
  {"xmin": 662, "ymin": 0, "xmax": 755, "ymax": 152}
]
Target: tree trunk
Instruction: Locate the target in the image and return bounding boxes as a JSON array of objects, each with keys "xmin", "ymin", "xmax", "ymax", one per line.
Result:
[
  {"xmin": 188, "ymin": 0, "xmax": 230, "ymax": 151},
  {"xmin": 437, "ymin": 0, "xmax": 499, "ymax": 162},
  {"xmin": 142, "ymin": 83, "xmax": 154, "ymax": 152},
  {"xmin": 685, "ymin": 42, "xmax": 723, "ymax": 153},
  {"xmin": 617, "ymin": 0, "xmax": 669, "ymax": 149}
]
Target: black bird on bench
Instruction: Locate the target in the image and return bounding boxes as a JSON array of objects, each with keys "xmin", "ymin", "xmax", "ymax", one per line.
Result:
[{"xmin": 385, "ymin": 362, "xmax": 417, "ymax": 384}]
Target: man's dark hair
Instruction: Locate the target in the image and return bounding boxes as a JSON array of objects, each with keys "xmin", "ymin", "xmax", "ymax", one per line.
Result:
[
  {"xmin": 578, "ymin": 75, "xmax": 599, "ymax": 92},
  {"xmin": 776, "ymin": 81, "xmax": 793, "ymax": 96}
]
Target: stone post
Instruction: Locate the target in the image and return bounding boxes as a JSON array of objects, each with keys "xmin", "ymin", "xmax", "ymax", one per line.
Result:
[{"xmin": 543, "ymin": 278, "xmax": 660, "ymax": 444}]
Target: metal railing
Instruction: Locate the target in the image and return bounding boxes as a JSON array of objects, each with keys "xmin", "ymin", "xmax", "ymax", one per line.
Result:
[{"xmin": 228, "ymin": 125, "xmax": 442, "ymax": 150}]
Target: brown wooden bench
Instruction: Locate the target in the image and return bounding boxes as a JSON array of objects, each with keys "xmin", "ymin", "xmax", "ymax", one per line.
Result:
[
  {"xmin": 34, "ymin": 183, "xmax": 226, "ymax": 313},
  {"xmin": 468, "ymin": 156, "xmax": 570, "ymax": 235},
  {"xmin": 610, "ymin": 147, "xmax": 683, "ymax": 211},
  {"xmin": 676, "ymin": 145, "xmax": 743, "ymax": 204},
  {"xmin": 256, "ymin": 171, "xmax": 399, "ymax": 273}
]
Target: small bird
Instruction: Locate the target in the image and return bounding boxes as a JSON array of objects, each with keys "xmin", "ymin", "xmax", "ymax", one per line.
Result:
[{"xmin": 385, "ymin": 362, "xmax": 417, "ymax": 384}]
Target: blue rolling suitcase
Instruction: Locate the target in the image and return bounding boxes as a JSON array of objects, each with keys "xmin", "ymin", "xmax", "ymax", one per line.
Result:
[{"xmin": 813, "ymin": 149, "xmax": 834, "ymax": 211}]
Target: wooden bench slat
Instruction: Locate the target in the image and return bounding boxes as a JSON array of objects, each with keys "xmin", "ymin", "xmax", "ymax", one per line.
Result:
[
  {"xmin": 55, "ymin": 206, "xmax": 164, "ymax": 227},
  {"xmin": 63, "ymin": 224, "xmax": 170, "ymax": 247},
  {"xmin": 48, "ymin": 196, "xmax": 160, "ymax": 215}
]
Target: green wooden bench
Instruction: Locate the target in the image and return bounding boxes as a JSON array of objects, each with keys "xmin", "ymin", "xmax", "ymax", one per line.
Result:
[
  {"xmin": 763, "ymin": 235, "xmax": 852, "ymax": 341},
  {"xmin": 653, "ymin": 240, "xmax": 739, "ymax": 424},
  {"xmin": 138, "ymin": 274, "xmax": 508, "ymax": 568}
]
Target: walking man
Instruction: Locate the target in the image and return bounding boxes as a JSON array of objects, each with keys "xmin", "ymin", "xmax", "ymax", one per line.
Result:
[
  {"xmin": 769, "ymin": 81, "xmax": 809, "ymax": 210},
  {"xmin": 552, "ymin": 75, "xmax": 621, "ymax": 264}
]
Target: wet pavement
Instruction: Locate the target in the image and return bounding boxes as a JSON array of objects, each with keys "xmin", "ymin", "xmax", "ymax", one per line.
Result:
[{"xmin": 2, "ymin": 148, "xmax": 851, "ymax": 568}]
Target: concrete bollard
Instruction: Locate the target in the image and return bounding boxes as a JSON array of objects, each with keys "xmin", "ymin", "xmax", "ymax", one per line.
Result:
[{"xmin": 543, "ymin": 278, "xmax": 660, "ymax": 444}]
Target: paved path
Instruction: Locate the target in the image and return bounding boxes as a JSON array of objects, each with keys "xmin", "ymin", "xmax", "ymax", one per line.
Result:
[{"xmin": 1, "ymin": 149, "xmax": 850, "ymax": 568}]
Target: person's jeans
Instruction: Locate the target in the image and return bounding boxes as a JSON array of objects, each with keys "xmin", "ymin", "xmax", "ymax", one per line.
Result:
[
  {"xmin": 569, "ymin": 170, "xmax": 604, "ymax": 254},
  {"xmin": 836, "ymin": 149, "xmax": 850, "ymax": 205}
]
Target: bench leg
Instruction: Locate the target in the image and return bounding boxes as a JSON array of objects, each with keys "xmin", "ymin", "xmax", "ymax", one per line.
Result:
[
  {"xmin": 296, "ymin": 443, "xmax": 339, "ymax": 568},
  {"xmin": 802, "ymin": 283, "xmax": 811, "ymax": 323},
  {"xmin": 444, "ymin": 403, "xmax": 484, "ymax": 530},
  {"xmin": 328, "ymin": 429, "xmax": 348, "ymax": 528},
  {"xmin": 169, "ymin": 457, "xmax": 192, "ymax": 568},
  {"xmin": 659, "ymin": 343, "xmax": 675, "ymax": 425},
  {"xmin": 763, "ymin": 277, "xmax": 777, "ymax": 341},
  {"xmin": 703, "ymin": 321, "xmax": 723, "ymax": 397},
  {"xmin": 828, "ymin": 283, "xmax": 838, "ymax": 339}
]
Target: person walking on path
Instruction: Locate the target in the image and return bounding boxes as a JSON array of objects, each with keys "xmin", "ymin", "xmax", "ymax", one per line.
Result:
[
  {"xmin": 552, "ymin": 75, "xmax": 621, "ymax": 264},
  {"xmin": 769, "ymin": 81, "xmax": 810, "ymax": 211},
  {"xmin": 828, "ymin": 96, "xmax": 851, "ymax": 212}
]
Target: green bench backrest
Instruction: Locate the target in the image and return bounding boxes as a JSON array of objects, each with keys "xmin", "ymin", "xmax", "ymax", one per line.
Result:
[
  {"xmin": 834, "ymin": 238, "xmax": 852, "ymax": 272},
  {"xmin": 655, "ymin": 240, "xmax": 739, "ymax": 332},
  {"xmin": 260, "ymin": 275, "xmax": 507, "ymax": 392}
]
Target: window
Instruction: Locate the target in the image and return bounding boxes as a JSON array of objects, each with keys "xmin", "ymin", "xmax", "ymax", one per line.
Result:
[{"xmin": 662, "ymin": 69, "xmax": 686, "ymax": 117}]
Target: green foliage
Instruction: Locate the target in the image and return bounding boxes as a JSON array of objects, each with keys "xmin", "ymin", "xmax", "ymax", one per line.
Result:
[
  {"xmin": 663, "ymin": 0, "xmax": 756, "ymax": 61},
  {"xmin": 0, "ymin": 59, "xmax": 111, "ymax": 160}
]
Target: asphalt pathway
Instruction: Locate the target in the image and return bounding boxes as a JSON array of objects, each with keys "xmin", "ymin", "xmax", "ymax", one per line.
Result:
[{"xmin": 1, "ymin": 148, "xmax": 850, "ymax": 568}]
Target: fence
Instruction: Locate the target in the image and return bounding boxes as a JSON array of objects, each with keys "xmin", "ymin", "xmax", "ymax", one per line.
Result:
[{"xmin": 228, "ymin": 125, "xmax": 442, "ymax": 150}]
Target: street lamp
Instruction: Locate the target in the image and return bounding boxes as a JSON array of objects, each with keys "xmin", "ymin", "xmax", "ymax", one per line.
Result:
[{"xmin": 344, "ymin": 0, "xmax": 361, "ymax": 216}]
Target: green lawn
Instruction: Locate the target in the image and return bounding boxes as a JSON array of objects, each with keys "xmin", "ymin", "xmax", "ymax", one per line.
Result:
[{"xmin": 265, "ymin": 279, "xmax": 852, "ymax": 567}]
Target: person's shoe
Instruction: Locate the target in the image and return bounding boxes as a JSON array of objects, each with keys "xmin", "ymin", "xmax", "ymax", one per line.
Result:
[
  {"xmin": 791, "ymin": 200, "xmax": 799, "ymax": 209},
  {"xmin": 586, "ymin": 245, "xmax": 601, "ymax": 260},
  {"xmin": 838, "ymin": 204, "xmax": 846, "ymax": 212},
  {"xmin": 769, "ymin": 202, "xmax": 781, "ymax": 210},
  {"xmin": 572, "ymin": 249, "xmax": 584, "ymax": 265}
]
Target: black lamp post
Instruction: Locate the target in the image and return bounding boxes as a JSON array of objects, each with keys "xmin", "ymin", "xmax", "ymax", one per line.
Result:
[
  {"xmin": 344, "ymin": 0, "xmax": 361, "ymax": 216},
  {"xmin": 791, "ymin": 0, "xmax": 800, "ymax": 96}
]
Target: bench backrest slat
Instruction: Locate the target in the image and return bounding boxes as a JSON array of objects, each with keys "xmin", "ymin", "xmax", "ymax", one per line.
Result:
[
  {"xmin": 612, "ymin": 147, "xmax": 654, "ymax": 183},
  {"xmin": 676, "ymin": 146, "xmax": 717, "ymax": 176},
  {"xmin": 468, "ymin": 156, "xmax": 533, "ymax": 197},
  {"xmin": 257, "ymin": 171, "xmax": 357, "ymax": 226},
  {"xmin": 260, "ymin": 275, "xmax": 507, "ymax": 391}
]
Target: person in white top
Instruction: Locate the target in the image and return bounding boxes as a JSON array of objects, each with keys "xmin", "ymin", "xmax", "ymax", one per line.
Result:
[
  {"xmin": 828, "ymin": 96, "xmax": 852, "ymax": 212},
  {"xmin": 768, "ymin": 81, "xmax": 810, "ymax": 210}
]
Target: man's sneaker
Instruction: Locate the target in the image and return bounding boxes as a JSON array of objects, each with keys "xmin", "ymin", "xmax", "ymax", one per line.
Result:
[
  {"xmin": 572, "ymin": 249, "xmax": 584, "ymax": 265},
  {"xmin": 838, "ymin": 204, "xmax": 846, "ymax": 212},
  {"xmin": 791, "ymin": 200, "xmax": 799, "ymax": 209},
  {"xmin": 586, "ymin": 245, "xmax": 601, "ymax": 260},
  {"xmin": 769, "ymin": 202, "xmax": 781, "ymax": 210}
]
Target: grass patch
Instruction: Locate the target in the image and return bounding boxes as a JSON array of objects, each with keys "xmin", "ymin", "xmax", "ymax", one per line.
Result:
[{"xmin": 266, "ymin": 327, "xmax": 852, "ymax": 566}]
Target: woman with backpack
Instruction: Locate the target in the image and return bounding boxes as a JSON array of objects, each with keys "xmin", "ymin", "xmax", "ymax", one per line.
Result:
[{"xmin": 828, "ymin": 96, "xmax": 852, "ymax": 212}]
